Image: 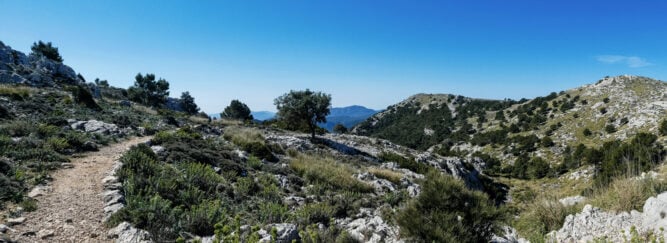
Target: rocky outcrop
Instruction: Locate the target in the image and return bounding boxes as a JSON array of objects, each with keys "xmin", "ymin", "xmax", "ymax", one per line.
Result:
[
  {"xmin": 256, "ymin": 223, "xmax": 300, "ymax": 243},
  {"xmin": 0, "ymin": 41, "xmax": 83, "ymax": 87},
  {"xmin": 69, "ymin": 120, "xmax": 124, "ymax": 136},
  {"xmin": 337, "ymin": 207, "xmax": 402, "ymax": 243},
  {"xmin": 550, "ymin": 192, "xmax": 667, "ymax": 242}
]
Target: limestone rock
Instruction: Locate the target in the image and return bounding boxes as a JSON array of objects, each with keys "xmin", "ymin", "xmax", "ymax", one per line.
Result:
[
  {"xmin": 559, "ymin": 195, "xmax": 586, "ymax": 207},
  {"xmin": 37, "ymin": 229, "xmax": 54, "ymax": 239},
  {"xmin": 107, "ymin": 222, "xmax": 152, "ymax": 243},
  {"xmin": 6, "ymin": 217, "xmax": 25, "ymax": 226}
]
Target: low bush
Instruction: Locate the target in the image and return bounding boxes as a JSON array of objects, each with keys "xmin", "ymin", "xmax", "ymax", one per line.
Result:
[
  {"xmin": 378, "ymin": 152, "xmax": 429, "ymax": 174},
  {"xmin": 397, "ymin": 170, "xmax": 506, "ymax": 242}
]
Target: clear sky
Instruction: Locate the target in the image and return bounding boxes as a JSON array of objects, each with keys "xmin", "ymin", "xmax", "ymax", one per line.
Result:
[{"xmin": 1, "ymin": 1, "xmax": 665, "ymax": 112}]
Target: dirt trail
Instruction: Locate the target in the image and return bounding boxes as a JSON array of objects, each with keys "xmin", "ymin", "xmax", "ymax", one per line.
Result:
[{"xmin": 6, "ymin": 136, "xmax": 152, "ymax": 243}]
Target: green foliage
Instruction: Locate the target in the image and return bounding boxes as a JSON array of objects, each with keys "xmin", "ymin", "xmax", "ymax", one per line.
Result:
[
  {"xmin": 583, "ymin": 128, "xmax": 592, "ymax": 136},
  {"xmin": 294, "ymin": 203, "xmax": 335, "ymax": 226},
  {"xmin": 128, "ymin": 73, "xmax": 170, "ymax": 107},
  {"xmin": 258, "ymin": 201, "xmax": 289, "ymax": 223},
  {"xmin": 505, "ymin": 155, "xmax": 551, "ymax": 179},
  {"xmin": 274, "ymin": 89, "xmax": 331, "ymax": 139},
  {"xmin": 180, "ymin": 91, "xmax": 200, "ymax": 115},
  {"xmin": 660, "ymin": 119, "xmax": 667, "ymax": 136},
  {"xmin": 31, "ymin": 41, "xmax": 63, "ymax": 62},
  {"xmin": 221, "ymin": 99, "xmax": 253, "ymax": 121},
  {"xmin": 70, "ymin": 85, "xmax": 101, "ymax": 110},
  {"xmin": 378, "ymin": 152, "xmax": 429, "ymax": 174},
  {"xmin": 540, "ymin": 136, "xmax": 554, "ymax": 147},
  {"xmin": 594, "ymin": 133, "xmax": 665, "ymax": 187},
  {"xmin": 333, "ymin": 123, "xmax": 348, "ymax": 134},
  {"xmin": 397, "ymin": 170, "xmax": 505, "ymax": 242},
  {"xmin": 605, "ymin": 124, "xmax": 616, "ymax": 133}
]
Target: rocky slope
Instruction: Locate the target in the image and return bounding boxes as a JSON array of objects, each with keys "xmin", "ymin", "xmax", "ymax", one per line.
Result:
[
  {"xmin": 0, "ymin": 41, "xmax": 84, "ymax": 87},
  {"xmin": 550, "ymin": 191, "xmax": 667, "ymax": 242}
]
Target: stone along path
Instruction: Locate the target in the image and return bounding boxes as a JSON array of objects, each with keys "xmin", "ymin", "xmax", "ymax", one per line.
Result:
[{"xmin": 6, "ymin": 136, "xmax": 152, "ymax": 243}]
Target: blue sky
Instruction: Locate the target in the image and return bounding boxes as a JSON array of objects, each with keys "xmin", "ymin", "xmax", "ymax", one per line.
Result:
[{"xmin": 1, "ymin": 1, "xmax": 665, "ymax": 112}]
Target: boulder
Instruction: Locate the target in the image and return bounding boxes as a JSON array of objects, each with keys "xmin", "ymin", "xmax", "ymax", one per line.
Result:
[
  {"xmin": 107, "ymin": 222, "xmax": 152, "ymax": 243},
  {"xmin": 271, "ymin": 223, "xmax": 299, "ymax": 243}
]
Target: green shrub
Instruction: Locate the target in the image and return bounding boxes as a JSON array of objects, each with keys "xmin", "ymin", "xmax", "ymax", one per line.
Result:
[
  {"xmin": 0, "ymin": 120, "xmax": 33, "ymax": 137},
  {"xmin": 46, "ymin": 137, "xmax": 70, "ymax": 153},
  {"xmin": 294, "ymin": 203, "xmax": 335, "ymax": 226},
  {"xmin": 71, "ymin": 85, "xmax": 101, "ymax": 110},
  {"xmin": 31, "ymin": 41, "xmax": 63, "ymax": 62},
  {"xmin": 583, "ymin": 128, "xmax": 592, "ymax": 136},
  {"xmin": 181, "ymin": 200, "xmax": 226, "ymax": 236},
  {"xmin": 258, "ymin": 201, "xmax": 289, "ymax": 223},
  {"xmin": 397, "ymin": 170, "xmax": 505, "ymax": 242},
  {"xmin": 378, "ymin": 152, "xmax": 429, "ymax": 174},
  {"xmin": 247, "ymin": 156, "xmax": 263, "ymax": 170},
  {"xmin": 660, "ymin": 119, "xmax": 667, "ymax": 136},
  {"xmin": 605, "ymin": 124, "xmax": 616, "ymax": 133}
]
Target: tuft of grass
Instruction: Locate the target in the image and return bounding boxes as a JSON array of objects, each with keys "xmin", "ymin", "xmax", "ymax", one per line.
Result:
[
  {"xmin": 368, "ymin": 167, "xmax": 403, "ymax": 184},
  {"xmin": 514, "ymin": 196, "xmax": 580, "ymax": 242},
  {"xmin": 0, "ymin": 85, "xmax": 30, "ymax": 100},
  {"xmin": 291, "ymin": 154, "xmax": 374, "ymax": 193},
  {"xmin": 223, "ymin": 126, "xmax": 264, "ymax": 145},
  {"xmin": 588, "ymin": 177, "xmax": 667, "ymax": 212}
]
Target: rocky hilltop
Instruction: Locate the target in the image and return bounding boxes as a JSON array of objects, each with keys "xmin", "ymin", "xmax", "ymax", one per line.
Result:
[{"xmin": 0, "ymin": 41, "xmax": 84, "ymax": 87}]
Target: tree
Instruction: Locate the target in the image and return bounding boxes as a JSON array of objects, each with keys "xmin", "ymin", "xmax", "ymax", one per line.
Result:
[
  {"xmin": 274, "ymin": 89, "xmax": 331, "ymax": 139},
  {"xmin": 31, "ymin": 41, "xmax": 63, "ymax": 62},
  {"xmin": 397, "ymin": 170, "xmax": 505, "ymax": 242},
  {"xmin": 127, "ymin": 73, "xmax": 170, "ymax": 107},
  {"xmin": 221, "ymin": 100, "xmax": 253, "ymax": 121},
  {"xmin": 180, "ymin": 91, "xmax": 200, "ymax": 115},
  {"xmin": 333, "ymin": 123, "xmax": 348, "ymax": 134}
]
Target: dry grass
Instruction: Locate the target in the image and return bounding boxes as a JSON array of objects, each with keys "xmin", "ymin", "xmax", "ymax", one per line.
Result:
[
  {"xmin": 514, "ymin": 195, "xmax": 581, "ymax": 242},
  {"xmin": 290, "ymin": 153, "xmax": 373, "ymax": 193},
  {"xmin": 223, "ymin": 126, "xmax": 265, "ymax": 146},
  {"xmin": 131, "ymin": 103, "xmax": 158, "ymax": 115},
  {"xmin": 588, "ymin": 177, "xmax": 667, "ymax": 212},
  {"xmin": 214, "ymin": 119, "xmax": 243, "ymax": 126},
  {"xmin": 0, "ymin": 85, "xmax": 31, "ymax": 98},
  {"xmin": 368, "ymin": 167, "xmax": 403, "ymax": 184}
]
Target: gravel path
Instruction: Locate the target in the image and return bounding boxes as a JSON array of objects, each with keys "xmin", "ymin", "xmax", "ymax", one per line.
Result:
[{"xmin": 5, "ymin": 136, "xmax": 152, "ymax": 243}]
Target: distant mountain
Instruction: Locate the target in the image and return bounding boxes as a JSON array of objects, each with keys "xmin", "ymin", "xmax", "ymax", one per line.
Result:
[
  {"xmin": 251, "ymin": 111, "xmax": 276, "ymax": 121},
  {"xmin": 208, "ymin": 111, "xmax": 275, "ymax": 121},
  {"xmin": 319, "ymin": 105, "xmax": 379, "ymax": 132}
]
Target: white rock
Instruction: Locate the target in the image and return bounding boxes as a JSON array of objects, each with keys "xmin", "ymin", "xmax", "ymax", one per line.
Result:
[
  {"xmin": 37, "ymin": 229, "xmax": 54, "ymax": 239},
  {"xmin": 559, "ymin": 195, "xmax": 586, "ymax": 207},
  {"xmin": 107, "ymin": 222, "xmax": 152, "ymax": 243},
  {"xmin": 6, "ymin": 217, "xmax": 25, "ymax": 226}
]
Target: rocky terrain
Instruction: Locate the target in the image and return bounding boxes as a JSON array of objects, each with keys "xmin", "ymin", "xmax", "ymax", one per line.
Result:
[
  {"xmin": 0, "ymin": 41, "xmax": 83, "ymax": 87},
  {"xmin": 1, "ymin": 38, "xmax": 666, "ymax": 242},
  {"xmin": 550, "ymin": 191, "xmax": 667, "ymax": 242}
]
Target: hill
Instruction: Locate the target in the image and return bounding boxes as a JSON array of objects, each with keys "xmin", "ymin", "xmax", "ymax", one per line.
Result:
[
  {"xmin": 353, "ymin": 75, "xmax": 667, "ymax": 241},
  {"xmin": 319, "ymin": 105, "xmax": 378, "ymax": 132}
]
